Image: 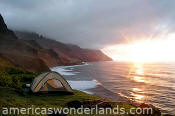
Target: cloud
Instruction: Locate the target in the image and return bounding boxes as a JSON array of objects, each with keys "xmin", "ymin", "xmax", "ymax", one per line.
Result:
[{"xmin": 0, "ymin": 0, "xmax": 175, "ymax": 49}]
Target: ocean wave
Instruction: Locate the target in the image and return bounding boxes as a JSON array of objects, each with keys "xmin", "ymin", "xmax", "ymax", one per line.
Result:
[
  {"xmin": 68, "ymin": 80, "xmax": 100, "ymax": 94},
  {"xmin": 51, "ymin": 62, "xmax": 89, "ymax": 76}
]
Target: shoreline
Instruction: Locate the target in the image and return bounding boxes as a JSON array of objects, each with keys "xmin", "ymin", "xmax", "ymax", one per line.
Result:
[
  {"xmin": 50, "ymin": 60, "xmax": 114, "ymax": 69},
  {"xmin": 51, "ymin": 62, "xmax": 131, "ymax": 102},
  {"xmin": 51, "ymin": 62, "xmax": 174, "ymax": 115}
]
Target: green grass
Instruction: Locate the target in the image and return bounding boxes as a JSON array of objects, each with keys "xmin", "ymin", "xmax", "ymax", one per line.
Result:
[
  {"xmin": 0, "ymin": 87, "xmax": 101, "ymax": 108},
  {"xmin": 0, "ymin": 87, "xmax": 136, "ymax": 116}
]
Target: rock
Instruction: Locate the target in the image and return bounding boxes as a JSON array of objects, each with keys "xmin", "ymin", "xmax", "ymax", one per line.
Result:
[
  {"xmin": 151, "ymin": 106, "xmax": 161, "ymax": 116},
  {"xmin": 66, "ymin": 100, "xmax": 164, "ymax": 116},
  {"xmin": 83, "ymin": 100, "xmax": 104, "ymax": 108},
  {"xmin": 0, "ymin": 14, "xmax": 8, "ymax": 33},
  {"xmin": 67, "ymin": 99, "xmax": 113, "ymax": 109},
  {"xmin": 127, "ymin": 101, "xmax": 162, "ymax": 116},
  {"xmin": 82, "ymin": 99, "xmax": 104, "ymax": 107},
  {"xmin": 48, "ymin": 110, "xmax": 67, "ymax": 116},
  {"xmin": 139, "ymin": 103, "xmax": 150, "ymax": 108},
  {"xmin": 67, "ymin": 100, "xmax": 83, "ymax": 109},
  {"xmin": 163, "ymin": 114, "xmax": 174, "ymax": 116},
  {"xmin": 137, "ymin": 103, "xmax": 161, "ymax": 116},
  {"xmin": 96, "ymin": 102, "xmax": 112, "ymax": 108}
]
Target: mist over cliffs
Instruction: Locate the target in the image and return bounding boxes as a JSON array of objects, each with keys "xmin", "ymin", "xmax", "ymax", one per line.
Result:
[{"xmin": 0, "ymin": 14, "xmax": 112, "ymax": 73}]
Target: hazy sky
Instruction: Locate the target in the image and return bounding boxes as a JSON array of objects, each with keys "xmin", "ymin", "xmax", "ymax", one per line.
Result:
[{"xmin": 0, "ymin": 0, "xmax": 175, "ymax": 49}]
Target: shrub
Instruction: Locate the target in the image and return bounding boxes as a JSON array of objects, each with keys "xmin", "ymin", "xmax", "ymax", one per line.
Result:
[
  {"xmin": 0, "ymin": 73, "xmax": 12, "ymax": 87},
  {"xmin": 11, "ymin": 75, "xmax": 22, "ymax": 89},
  {"xmin": 0, "ymin": 66, "xmax": 37, "ymax": 90},
  {"xmin": 20, "ymin": 74, "xmax": 36, "ymax": 83},
  {"xmin": 4, "ymin": 66, "xmax": 25, "ymax": 74}
]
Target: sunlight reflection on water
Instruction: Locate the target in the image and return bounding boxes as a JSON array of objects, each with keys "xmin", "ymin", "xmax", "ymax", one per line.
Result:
[
  {"xmin": 56, "ymin": 61, "xmax": 175, "ymax": 114},
  {"xmin": 130, "ymin": 63, "xmax": 146, "ymax": 102}
]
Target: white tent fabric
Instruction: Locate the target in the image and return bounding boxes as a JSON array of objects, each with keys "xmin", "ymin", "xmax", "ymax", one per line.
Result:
[{"xmin": 31, "ymin": 72, "xmax": 73, "ymax": 93}]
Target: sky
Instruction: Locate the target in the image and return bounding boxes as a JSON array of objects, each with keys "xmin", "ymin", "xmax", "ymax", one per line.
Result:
[{"xmin": 0, "ymin": 0, "xmax": 175, "ymax": 49}]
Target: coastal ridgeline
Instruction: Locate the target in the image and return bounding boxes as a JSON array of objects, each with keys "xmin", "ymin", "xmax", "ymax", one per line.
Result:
[{"xmin": 0, "ymin": 14, "xmax": 112, "ymax": 73}]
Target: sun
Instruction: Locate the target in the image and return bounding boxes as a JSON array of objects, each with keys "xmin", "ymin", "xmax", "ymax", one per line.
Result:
[{"xmin": 102, "ymin": 33, "xmax": 175, "ymax": 62}]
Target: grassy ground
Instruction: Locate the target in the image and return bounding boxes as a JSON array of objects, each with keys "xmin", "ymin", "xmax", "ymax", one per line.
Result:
[
  {"xmin": 0, "ymin": 87, "xmax": 100, "ymax": 108},
  {"xmin": 0, "ymin": 87, "xmax": 137, "ymax": 116}
]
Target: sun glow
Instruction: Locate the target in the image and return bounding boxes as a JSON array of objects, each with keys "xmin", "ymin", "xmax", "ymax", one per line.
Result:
[{"xmin": 102, "ymin": 33, "xmax": 175, "ymax": 62}]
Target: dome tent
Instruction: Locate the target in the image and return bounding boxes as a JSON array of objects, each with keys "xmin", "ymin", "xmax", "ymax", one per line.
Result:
[{"xmin": 31, "ymin": 72, "xmax": 73, "ymax": 94}]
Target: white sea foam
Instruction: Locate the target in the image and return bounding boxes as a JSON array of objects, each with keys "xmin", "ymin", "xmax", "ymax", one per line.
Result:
[
  {"xmin": 51, "ymin": 62, "xmax": 89, "ymax": 76},
  {"xmin": 51, "ymin": 63, "xmax": 99, "ymax": 94},
  {"xmin": 51, "ymin": 66, "xmax": 79, "ymax": 75},
  {"xmin": 68, "ymin": 80, "xmax": 100, "ymax": 94}
]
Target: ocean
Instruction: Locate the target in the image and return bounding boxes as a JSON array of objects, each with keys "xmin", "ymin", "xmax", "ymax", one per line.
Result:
[{"xmin": 51, "ymin": 61, "xmax": 175, "ymax": 114}]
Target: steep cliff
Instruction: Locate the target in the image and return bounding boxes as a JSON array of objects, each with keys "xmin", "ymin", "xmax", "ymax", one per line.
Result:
[
  {"xmin": 0, "ymin": 14, "xmax": 8, "ymax": 33},
  {"xmin": 15, "ymin": 31, "xmax": 112, "ymax": 66},
  {"xmin": 0, "ymin": 14, "xmax": 50, "ymax": 72}
]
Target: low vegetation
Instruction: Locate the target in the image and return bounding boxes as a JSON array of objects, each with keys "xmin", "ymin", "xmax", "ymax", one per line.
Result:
[{"xmin": 0, "ymin": 65, "xmax": 36, "ymax": 90}]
